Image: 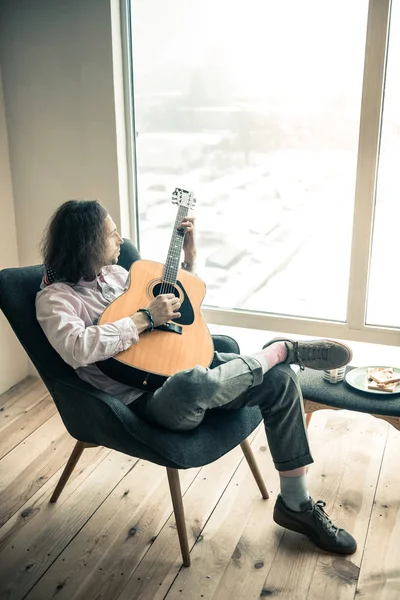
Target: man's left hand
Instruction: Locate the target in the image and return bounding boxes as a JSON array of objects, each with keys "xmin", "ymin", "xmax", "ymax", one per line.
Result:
[{"xmin": 178, "ymin": 217, "xmax": 196, "ymax": 263}]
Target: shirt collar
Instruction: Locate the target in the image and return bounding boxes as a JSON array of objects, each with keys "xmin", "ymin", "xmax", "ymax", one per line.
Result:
[
  {"xmin": 41, "ymin": 266, "xmax": 112, "ymax": 289},
  {"xmin": 77, "ymin": 266, "xmax": 113, "ymax": 288}
]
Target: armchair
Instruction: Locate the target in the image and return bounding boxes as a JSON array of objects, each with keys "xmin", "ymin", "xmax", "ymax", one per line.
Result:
[{"xmin": 0, "ymin": 239, "xmax": 267, "ymax": 567}]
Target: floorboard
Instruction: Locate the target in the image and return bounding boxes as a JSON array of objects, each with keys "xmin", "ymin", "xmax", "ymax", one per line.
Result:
[
  {"xmin": 0, "ymin": 378, "xmax": 399, "ymax": 600},
  {"xmin": 357, "ymin": 426, "xmax": 400, "ymax": 600}
]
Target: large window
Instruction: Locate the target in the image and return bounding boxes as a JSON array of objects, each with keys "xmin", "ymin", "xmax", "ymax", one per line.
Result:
[
  {"xmin": 125, "ymin": 0, "xmax": 400, "ymax": 345},
  {"xmin": 366, "ymin": 0, "xmax": 400, "ymax": 329}
]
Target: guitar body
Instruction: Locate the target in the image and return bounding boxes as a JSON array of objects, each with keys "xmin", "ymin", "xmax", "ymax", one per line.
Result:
[{"xmin": 97, "ymin": 259, "xmax": 214, "ymax": 392}]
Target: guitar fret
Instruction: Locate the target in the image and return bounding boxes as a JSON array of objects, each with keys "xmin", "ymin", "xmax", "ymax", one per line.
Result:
[{"xmin": 162, "ymin": 202, "xmax": 190, "ymax": 284}]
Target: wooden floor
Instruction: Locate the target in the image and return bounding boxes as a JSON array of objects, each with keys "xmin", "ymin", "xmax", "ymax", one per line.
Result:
[{"xmin": 0, "ymin": 377, "xmax": 399, "ymax": 600}]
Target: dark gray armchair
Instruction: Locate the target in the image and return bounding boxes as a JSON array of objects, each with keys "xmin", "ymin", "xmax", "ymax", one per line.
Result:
[{"xmin": 0, "ymin": 239, "xmax": 267, "ymax": 566}]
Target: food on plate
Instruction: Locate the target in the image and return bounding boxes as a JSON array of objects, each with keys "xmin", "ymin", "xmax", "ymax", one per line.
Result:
[
  {"xmin": 367, "ymin": 380, "xmax": 398, "ymax": 392},
  {"xmin": 367, "ymin": 367, "xmax": 400, "ymax": 392}
]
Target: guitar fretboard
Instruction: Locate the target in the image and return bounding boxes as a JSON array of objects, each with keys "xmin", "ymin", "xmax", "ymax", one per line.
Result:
[{"xmin": 162, "ymin": 204, "xmax": 190, "ymax": 284}]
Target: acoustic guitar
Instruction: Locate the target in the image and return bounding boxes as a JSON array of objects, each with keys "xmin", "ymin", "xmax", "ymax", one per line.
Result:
[{"xmin": 97, "ymin": 188, "xmax": 214, "ymax": 392}]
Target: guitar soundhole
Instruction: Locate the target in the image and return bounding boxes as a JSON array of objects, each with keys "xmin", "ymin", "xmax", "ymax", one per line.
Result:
[
  {"xmin": 149, "ymin": 280, "xmax": 194, "ymax": 326},
  {"xmin": 151, "ymin": 282, "xmax": 180, "ymax": 300}
]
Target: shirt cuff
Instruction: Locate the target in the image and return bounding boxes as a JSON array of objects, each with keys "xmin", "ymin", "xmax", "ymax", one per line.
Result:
[{"xmin": 114, "ymin": 317, "xmax": 139, "ymax": 351}]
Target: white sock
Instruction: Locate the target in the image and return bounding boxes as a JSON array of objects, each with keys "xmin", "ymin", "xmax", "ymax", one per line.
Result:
[
  {"xmin": 251, "ymin": 342, "xmax": 288, "ymax": 374},
  {"xmin": 279, "ymin": 474, "xmax": 310, "ymax": 511}
]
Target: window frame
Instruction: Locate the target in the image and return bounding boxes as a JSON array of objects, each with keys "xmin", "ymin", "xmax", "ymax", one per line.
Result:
[{"xmin": 121, "ymin": 0, "xmax": 400, "ymax": 347}]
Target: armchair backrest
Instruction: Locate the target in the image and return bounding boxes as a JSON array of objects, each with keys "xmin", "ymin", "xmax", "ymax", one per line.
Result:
[
  {"xmin": 0, "ymin": 239, "xmax": 141, "ymax": 395},
  {"xmin": 0, "ymin": 264, "xmax": 72, "ymax": 393}
]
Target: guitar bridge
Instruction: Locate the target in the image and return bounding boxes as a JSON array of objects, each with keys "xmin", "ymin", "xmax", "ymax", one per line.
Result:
[{"xmin": 156, "ymin": 323, "xmax": 182, "ymax": 334}]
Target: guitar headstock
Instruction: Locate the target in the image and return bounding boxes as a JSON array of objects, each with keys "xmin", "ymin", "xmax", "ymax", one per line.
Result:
[{"xmin": 171, "ymin": 188, "xmax": 196, "ymax": 210}]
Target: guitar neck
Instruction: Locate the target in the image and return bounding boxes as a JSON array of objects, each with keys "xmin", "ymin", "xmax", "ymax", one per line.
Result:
[{"xmin": 162, "ymin": 204, "xmax": 190, "ymax": 284}]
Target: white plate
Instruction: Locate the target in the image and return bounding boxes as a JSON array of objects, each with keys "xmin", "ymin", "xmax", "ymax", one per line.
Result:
[{"xmin": 345, "ymin": 365, "xmax": 400, "ymax": 395}]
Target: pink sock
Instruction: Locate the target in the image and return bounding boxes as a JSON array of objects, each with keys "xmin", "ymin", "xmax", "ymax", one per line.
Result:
[{"xmin": 251, "ymin": 342, "xmax": 288, "ymax": 374}]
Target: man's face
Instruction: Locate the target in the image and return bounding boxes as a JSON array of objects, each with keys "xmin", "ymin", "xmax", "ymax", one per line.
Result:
[{"xmin": 103, "ymin": 214, "xmax": 123, "ymax": 266}]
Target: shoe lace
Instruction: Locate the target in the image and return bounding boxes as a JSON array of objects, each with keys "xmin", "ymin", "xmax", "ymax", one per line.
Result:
[
  {"xmin": 314, "ymin": 500, "xmax": 339, "ymax": 537},
  {"xmin": 292, "ymin": 342, "xmax": 329, "ymax": 371}
]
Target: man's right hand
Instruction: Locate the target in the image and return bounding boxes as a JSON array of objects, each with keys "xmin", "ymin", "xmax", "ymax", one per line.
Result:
[
  {"xmin": 130, "ymin": 294, "xmax": 181, "ymax": 333},
  {"xmin": 145, "ymin": 294, "xmax": 181, "ymax": 326}
]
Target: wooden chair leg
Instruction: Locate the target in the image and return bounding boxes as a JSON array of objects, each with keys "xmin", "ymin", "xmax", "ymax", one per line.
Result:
[
  {"xmin": 50, "ymin": 440, "xmax": 89, "ymax": 503},
  {"xmin": 240, "ymin": 438, "xmax": 269, "ymax": 499},
  {"xmin": 166, "ymin": 467, "xmax": 191, "ymax": 567},
  {"xmin": 305, "ymin": 412, "xmax": 313, "ymax": 428}
]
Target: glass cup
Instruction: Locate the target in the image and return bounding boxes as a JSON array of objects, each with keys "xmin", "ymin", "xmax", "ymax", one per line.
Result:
[{"xmin": 323, "ymin": 366, "xmax": 346, "ymax": 384}]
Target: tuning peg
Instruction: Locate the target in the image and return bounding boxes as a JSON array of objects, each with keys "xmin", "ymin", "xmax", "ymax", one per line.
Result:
[{"xmin": 171, "ymin": 187, "xmax": 196, "ymax": 207}]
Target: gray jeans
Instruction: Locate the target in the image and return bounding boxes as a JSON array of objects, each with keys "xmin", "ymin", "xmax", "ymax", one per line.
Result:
[{"xmin": 132, "ymin": 351, "xmax": 313, "ymax": 472}]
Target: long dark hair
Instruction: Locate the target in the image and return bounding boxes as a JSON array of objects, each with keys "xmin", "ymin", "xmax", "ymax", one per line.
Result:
[{"xmin": 40, "ymin": 200, "xmax": 109, "ymax": 283}]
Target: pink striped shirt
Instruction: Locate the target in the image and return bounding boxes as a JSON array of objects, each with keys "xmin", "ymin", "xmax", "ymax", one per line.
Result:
[{"xmin": 35, "ymin": 265, "xmax": 144, "ymax": 405}]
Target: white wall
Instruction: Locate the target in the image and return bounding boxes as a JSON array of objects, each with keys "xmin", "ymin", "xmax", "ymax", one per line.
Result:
[
  {"xmin": 0, "ymin": 0, "xmax": 122, "ymax": 267},
  {"xmin": 0, "ymin": 69, "xmax": 29, "ymax": 393},
  {"xmin": 0, "ymin": 0, "xmax": 124, "ymax": 391}
]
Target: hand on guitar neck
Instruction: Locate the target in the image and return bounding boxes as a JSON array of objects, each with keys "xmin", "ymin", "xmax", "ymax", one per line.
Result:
[{"xmin": 130, "ymin": 293, "xmax": 181, "ymax": 333}]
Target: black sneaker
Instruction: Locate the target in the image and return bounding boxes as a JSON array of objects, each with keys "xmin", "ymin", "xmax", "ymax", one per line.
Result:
[
  {"xmin": 273, "ymin": 494, "xmax": 357, "ymax": 555},
  {"xmin": 263, "ymin": 338, "xmax": 352, "ymax": 371}
]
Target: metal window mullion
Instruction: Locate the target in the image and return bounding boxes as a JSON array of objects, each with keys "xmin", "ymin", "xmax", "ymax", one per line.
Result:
[{"xmin": 346, "ymin": 0, "xmax": 392, "ymax": 331}]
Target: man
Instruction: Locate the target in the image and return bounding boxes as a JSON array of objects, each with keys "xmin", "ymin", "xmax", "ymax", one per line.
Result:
[{"xmin": 36, "ymin": 199, "xmax": 357, "ymax": 555}]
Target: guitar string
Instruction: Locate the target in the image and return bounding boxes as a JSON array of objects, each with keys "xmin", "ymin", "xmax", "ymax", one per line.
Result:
[
  {"xmin": 161, "ymin": 222, "xmax": 183, "ymax": 294},
  {"xmin": 160, "ymin": 208, "xmax": 180, "ymax": 295},
  {"xmin": 160, "ymin": 202, "xmax": 190, "ymax": 296},
  {"xmin": 160, "ymin": 207, "xmax": 186, "ymax": 293}
]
